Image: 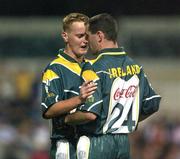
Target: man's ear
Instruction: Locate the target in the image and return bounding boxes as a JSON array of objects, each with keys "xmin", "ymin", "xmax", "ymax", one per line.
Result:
[
  {"xmin": 97, "ymin": 31, "xmax": 104, "ymax": 43},
  {"xmin": 61, "ymin": 32, "xmax": 68, "ymax": 42}
]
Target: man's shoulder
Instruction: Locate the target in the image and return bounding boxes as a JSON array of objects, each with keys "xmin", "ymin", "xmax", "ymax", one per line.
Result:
[{"xmin": 42, "ymin": 55, "xmax": 62, "ymax": 71}]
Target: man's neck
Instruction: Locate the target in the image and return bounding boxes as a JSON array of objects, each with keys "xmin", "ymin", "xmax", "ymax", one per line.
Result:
[
  {"xmin": 100, "ymin": 40, "xmax": 118, "ymax": 49},
  {"xmin": 64, "ymin": 48, "xmax": 83, "ymax": 63}
]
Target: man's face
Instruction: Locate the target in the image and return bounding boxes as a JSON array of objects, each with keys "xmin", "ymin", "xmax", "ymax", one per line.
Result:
[
  {"xmin": 65, "ymin": 21, "xmax": 88, "ymax": 57},
  {"xmin": 87, "ymin": 30, "xmax": 99, "ymax": 54}
]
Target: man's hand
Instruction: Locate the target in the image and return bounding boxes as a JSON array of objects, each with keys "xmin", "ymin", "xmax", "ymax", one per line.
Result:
[{"xmin": 79, "ymin": 80, "xmax": 97, "ymax": 102}]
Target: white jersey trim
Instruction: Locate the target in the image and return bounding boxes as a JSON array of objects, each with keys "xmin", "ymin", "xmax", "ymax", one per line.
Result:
[
  {"xmin": 55, "ymin": 95, "xmax": 59, "ymax": 102},
  {"xmin": 87, "ymin": 100, "xmax": 103, "ymax": 111},
  {"xmin": 64, "ymin": 89, "xmax": 79, "ymax": 95},
  {"xmin": 96, "ymin": 70, "xmax": 111, "ymax": 75},
  {"xmin": 41, "ymin": 103, "xmax": 48, "ymax": 108},
  {"xmin": 143, "ymin": 95, "xmax": 161, "ymax": 101}
]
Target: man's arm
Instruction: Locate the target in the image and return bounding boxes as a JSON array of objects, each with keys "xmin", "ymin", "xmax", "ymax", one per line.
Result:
[
  {"xmin": 139, "ymin": 68, "xmax": 161, "ymax": 122},
  {"xmin": 64, "ymin": 81, "xmax": 101, "ymax": 125},
  {"xmin": 44, "ymin": 96, "xmax": 83, "ymax": 119},
  {"xmin": 44, "ymin": 80, "xmax": 97, "ymax": 119},
  {"xmin": 64, "ymin": 111, "xmax": 97, "ymax": 125}
]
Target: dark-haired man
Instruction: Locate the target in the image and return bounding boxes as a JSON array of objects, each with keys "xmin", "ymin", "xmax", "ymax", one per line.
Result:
[{"xmin": 65, "ymin": 13, "xmax": 161, "ymax": 159}]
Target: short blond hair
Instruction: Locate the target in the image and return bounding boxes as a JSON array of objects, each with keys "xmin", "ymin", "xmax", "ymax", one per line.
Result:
[{"xmin": 63, "ymin": 13, "xmax": 89, "ymax": 32}]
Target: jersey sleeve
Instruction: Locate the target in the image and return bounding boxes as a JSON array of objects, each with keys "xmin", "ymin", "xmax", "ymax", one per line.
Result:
[
  {"xmin": 41, "ymin": 64, "xmax": 64, "ymax": 117},
  {"xmin": 78, "ymin": 62, "xmax": 103, "ymax": 116},
  {"xmin": 139, "ymin": 68, "xmax": 161, "ymax": 116}
]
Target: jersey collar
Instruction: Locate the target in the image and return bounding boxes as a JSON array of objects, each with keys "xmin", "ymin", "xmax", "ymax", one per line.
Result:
[
  {"xmin": 58, "ymin": 49, "xmax": 86, "ymax": 63},
  {"xmin": 91, "ymin": 47, "xmax": 126, "ymax": 64},
  {"xmin": 99, "ymin": 47, "xmax": 125, "ymax": 54}
]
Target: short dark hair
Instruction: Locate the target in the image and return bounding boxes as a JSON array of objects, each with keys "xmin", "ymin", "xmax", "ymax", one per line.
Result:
[{"xmin": 88, "ymin": 13, "xmax": 118, "ymax": 43}]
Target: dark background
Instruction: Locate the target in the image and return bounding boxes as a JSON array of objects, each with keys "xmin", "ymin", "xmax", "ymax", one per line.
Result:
[
  {"xmin": 0, "ymin": 0, "xmax": 180, "ymax": 58},
  {"xmin": 0, "ymin": 0, "xmax": 179, "ymax": 16}
]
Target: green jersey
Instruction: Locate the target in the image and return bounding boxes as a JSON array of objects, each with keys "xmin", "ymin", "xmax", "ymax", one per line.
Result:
[
  {"xmin": 41, "ymin": 49, "xmax": 86, "ymax": 140},
  {"xmin": 78, "ymin": 47, "xmax": 161, "ymax": 135}
]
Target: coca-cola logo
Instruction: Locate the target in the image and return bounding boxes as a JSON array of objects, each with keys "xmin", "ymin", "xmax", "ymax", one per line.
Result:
[{"xmin": 113, "ymin": 85, "xmax": 136, "ymax": 100}]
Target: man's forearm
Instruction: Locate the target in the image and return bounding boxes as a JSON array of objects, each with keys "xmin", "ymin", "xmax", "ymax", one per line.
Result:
[
  {"xmin": 44, "ymin": 96, "xmax": 82, "ymax": 118},
  {"xmin": 65, "ymin": 111, "xmax": 97, "ymax": 125},
  {"xmin": 44, "ymin": 80, "xmax": 97, "ymax": 119}
]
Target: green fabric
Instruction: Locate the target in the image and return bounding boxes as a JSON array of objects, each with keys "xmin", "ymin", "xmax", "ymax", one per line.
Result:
[
  {"xmin": 78, "ymin": 47, "xmax": 161, "ymax": 135},
  {"xmin": 41, "ymin": 48, "xmax": 87, "ymax": 140},
  {"xmin": 88, "ymin": 134, "xmax": 130, "ymax": 159},
  {"xmin": 75, "ymin": 47, "xmax": 160, "ymax": 159}
]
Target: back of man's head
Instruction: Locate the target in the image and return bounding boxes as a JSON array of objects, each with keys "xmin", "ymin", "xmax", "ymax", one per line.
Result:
[{"xmin": 88, "ymin": 13, "xmax": 118, "ymax": 43}]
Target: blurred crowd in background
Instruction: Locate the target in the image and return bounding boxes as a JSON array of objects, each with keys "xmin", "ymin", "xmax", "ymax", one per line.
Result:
[{"xmin": 0, "ymin": 68, "xmax": 49, "ymax": 159}]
